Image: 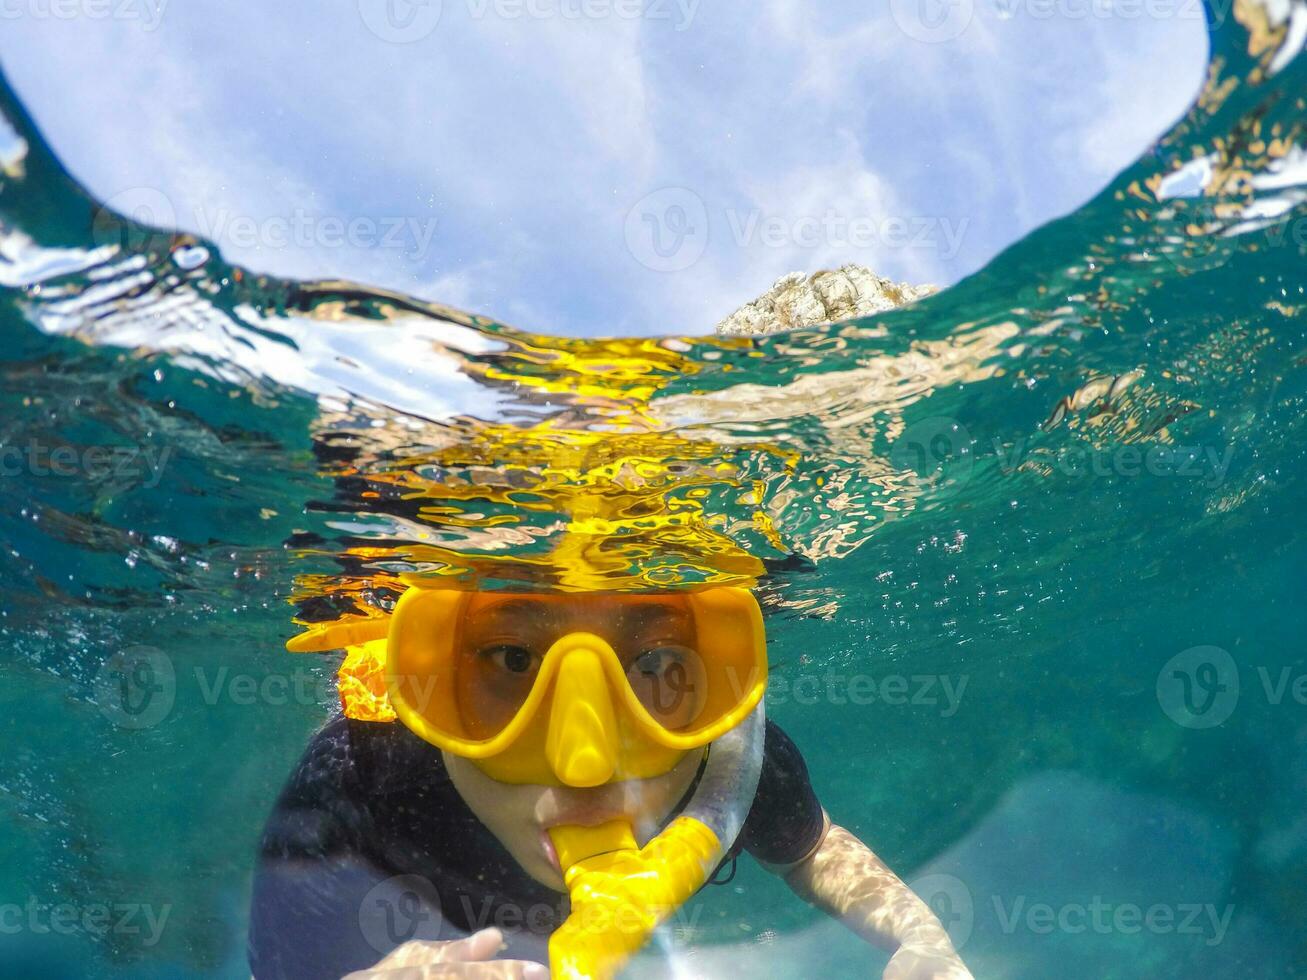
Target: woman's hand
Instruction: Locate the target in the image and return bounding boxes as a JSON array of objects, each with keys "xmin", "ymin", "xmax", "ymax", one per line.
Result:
[
  {"xmin": 883, "ymin": 942, "xmax": 974, "ymax": 980},
  {"xmin": 342, "ymin": 927, "xmax": 549, "ymax": 979}
]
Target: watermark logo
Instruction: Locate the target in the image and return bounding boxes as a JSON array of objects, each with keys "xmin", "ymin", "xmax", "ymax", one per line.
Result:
[
  {"xmin": 890, "ymin": 0, "xmax": 974, "ymax": 42},
  {"xmin": 909, "ymin": 873, "xmax": 975, "ymax": 950},
  {"xmin": 359, "ymin": 875, "xmax": 445, "ymax": 953},
  {"xmin": 890, "ymin": 416, "xmax": 975, "ymax": 501},
  {"xmin": 1156, "ymin": 648, "xmax": 1307, "ymax": 727},
  {"xmin": 1156, "ymin": 645, "xmax": 1239, "ymax": 729},
  {"xmin": 93, "ymin": 646, "xmax": 176, "ymax": 731},
  {"xmin": 358, "ymin": 0, "xmax": 444, "ymax": 42},
  {"xmin": 624, "ymin": 186, "xmax": 709, "ymax": 273},
  {"xmin": 93, "ymin": 187, "xmax": 177, "ymax": 254},
  {"xmin": 94, "ymin": 654, "xmax": 342, "ymax": 730}
]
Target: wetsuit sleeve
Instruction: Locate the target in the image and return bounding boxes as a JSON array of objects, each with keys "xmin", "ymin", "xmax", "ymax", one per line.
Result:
[{"xmin": 737, "ymin": 719, "xmax": 826, "ymax": 866}]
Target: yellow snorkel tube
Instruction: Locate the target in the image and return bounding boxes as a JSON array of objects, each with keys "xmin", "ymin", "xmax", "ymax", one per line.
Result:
[
  {"xmin": 383, "ymin": 585, "xmax": 769, "ymax": 979},
  {"xmin": 544, "ymin": 701, "xmax": 766, "ymax": 979}
]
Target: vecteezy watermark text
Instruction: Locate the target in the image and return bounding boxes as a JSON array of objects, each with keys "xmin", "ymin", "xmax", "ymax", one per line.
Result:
[
  {"xmin": 768, "ymin": 670, "xmax": 969, "ymax": 717},
  {"xmin": 888, "ymin": 0, "xmax": 1216, "ymax": 46},
  {"xmin": 624, "ymin": 186, "xmax": 968, "ymax": 272},
  {"xmin": 94, "ymin": 187, "xmax": 440, "ymax": 261},
  {"xmin": 996, "ymin": 438, "xmax": 1234, "ymax": 489},
  {"xmin": 911, "ymin": 873, "xmax": 1235, "ymax": 952},
  {"xmin": 889, "ymin": 415, "xmax": 1235, "ymax": 498},
  {"xmin": 0, "ymin": 442, "xmax": 172, "ymax": 489},
  {"xmin": 0, "ymin": 897, "xmax": 171, "ymax": 947},
  {"xmin": 464, "ymin": 0, "xmax": 698, "ymax": 28},
  {"xmin": 992, "ymin": 895, "xmax": 1233, "ymax": 947},
  {"xmin": 357, "ymin": 0, "xmax": 698, "ymax": 43},
  {"xmin": 0, "ymin": 0, "xmax": 168, "ymax": 29},
  {"xmin": 992, "ymin": 0, "xmax": 1209, "ymax": 23},
  {"xmin": 724, "ymin": 209, "xmax": 969, "ymax": 259},
  {"xmin": 191, "ymin": 208, "xmax": 439, "ymax": 257},
  {"xmin": 94, "ymin": 647, "xmax": 343, "ymax": 729},
  {"xmin": 357, "ymin": 874, "xmax": 703, "ymax": 954}
]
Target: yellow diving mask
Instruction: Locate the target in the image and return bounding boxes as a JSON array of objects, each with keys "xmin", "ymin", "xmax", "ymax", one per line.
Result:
[{"xmin": 385, "ymin": 585, "xmax": 767, "ymax": 787}]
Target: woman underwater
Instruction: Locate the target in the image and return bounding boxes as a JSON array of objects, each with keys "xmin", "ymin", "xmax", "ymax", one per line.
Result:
[{"xmin": 248, "ymin": 583, "xmax": 972, "ymax": 979}]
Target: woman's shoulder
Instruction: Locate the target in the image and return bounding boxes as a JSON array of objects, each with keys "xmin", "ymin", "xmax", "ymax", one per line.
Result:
[
  {"xmin": 736, "ymin": 717, "xmax": 825, "ymax": 866},
  {"xmin": 260, "ymin": 715, "xmax": 448, "ymax": 857}
]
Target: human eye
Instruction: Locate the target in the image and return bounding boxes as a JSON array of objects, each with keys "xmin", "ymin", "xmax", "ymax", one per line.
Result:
[
  {"xmin": 626, "ymin": 644, "xmax": 703, "ymax": 725},
  {"xmin": 479, "ymin": 643, "xmax": 539, "ymax": 675},
  {"xmin": 632, "ymin": 645, "xmax": 691, "ymax": 678}
]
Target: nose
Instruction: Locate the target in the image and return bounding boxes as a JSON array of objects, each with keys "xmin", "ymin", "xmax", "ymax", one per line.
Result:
[{"xmin": 544, "ymin": 635, "xmax": 620, "ymax": 787}]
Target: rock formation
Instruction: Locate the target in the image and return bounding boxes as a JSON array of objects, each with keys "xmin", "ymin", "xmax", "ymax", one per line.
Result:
[{"xmin": 715, "ymin": 264, "xmax": 935, "ymax": 336}]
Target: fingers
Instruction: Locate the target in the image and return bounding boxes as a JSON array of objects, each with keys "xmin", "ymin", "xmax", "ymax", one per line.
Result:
[
  {"xmin": 435, "ymin": 962, "xmax": 547, "ymax": 979},
  {"xmin": 340, "ymin": 929, "xmax": 550, "ymax": 979},
  {"xmin": 461, "ymin": 964, "xmax": 548, "ymax": 980},
  {"xmin": 359, "ymin": 929, "xmax": 504, "ymax": 970},
  {"xmin": 455, "ymin": 928, "xmax": 507, "ymax": 962},
  {"xmin": 343, "ymin": 958, "xmax": 547, "ymax": 980}
]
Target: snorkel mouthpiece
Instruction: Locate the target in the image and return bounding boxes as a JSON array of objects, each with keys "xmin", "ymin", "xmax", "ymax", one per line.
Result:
[
  {"xmin": 549, "ymin": 819, "xmax": 639, "ymax": 871},
  {"xmin": 545, "ymin": 702, "xmax": 768, "ymax": 979},
  {"xmin": 547, "ymin": 818, "xmax": 721, "ymax": 980},
  {"xmin": 545, "ymin": 640, "xmax": 621, "ymax": 787}
]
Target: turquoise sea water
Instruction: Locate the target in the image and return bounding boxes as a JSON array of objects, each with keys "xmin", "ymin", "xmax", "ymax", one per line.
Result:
[{"xmin": 2, "ymin": 4, "xmax": 1307, "ymax": 978}]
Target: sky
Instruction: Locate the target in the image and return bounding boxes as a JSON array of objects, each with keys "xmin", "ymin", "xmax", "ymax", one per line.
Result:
[{"xmin": 0, "ymin": 0, "xmax": 1208, "ymax": 336}]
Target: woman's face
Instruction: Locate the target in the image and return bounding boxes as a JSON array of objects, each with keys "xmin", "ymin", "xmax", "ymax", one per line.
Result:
[{"xmin": 442, "ymin": 593, "xmax": 711, "ymax": 890}]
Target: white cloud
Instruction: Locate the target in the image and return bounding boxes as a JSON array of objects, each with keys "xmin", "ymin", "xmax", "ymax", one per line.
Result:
[{"xmin": 0, "ymin": 0, "xmax": 1207, "ymax": 335}]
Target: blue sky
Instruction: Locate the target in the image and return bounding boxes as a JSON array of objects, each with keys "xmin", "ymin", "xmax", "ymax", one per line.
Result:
[{"xmin": 1, "ymin": 0, "xmax": 1207, "ymax": 336}]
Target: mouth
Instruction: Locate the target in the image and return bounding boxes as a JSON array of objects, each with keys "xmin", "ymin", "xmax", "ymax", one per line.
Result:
[
  {"xmin": 538, "ymin": 801, "xmax": 634, "ymax": 874},
  {"xmin": 540, "ymin": 828, "xmax": 561, "ymax": 874}
]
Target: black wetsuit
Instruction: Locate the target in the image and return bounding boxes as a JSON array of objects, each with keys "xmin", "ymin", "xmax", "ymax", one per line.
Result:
[{"xmin": 248, "ymin": 716, "xmax": 823, "ymax": 980}]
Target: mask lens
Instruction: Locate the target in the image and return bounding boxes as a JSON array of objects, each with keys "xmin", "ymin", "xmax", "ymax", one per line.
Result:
[
  {"xmin": 624, "ymin": 644, "xmax": 707, "ymax": 730},
  {"xmin": 453, "ymin": 597, "xmax": 557, "ymax": 739},
  {"xmin": 392, "ymin": 588, "xmax": 763, "ymax": 758},
  {"xmin": 455, "ymin": 642, "xmax": 541, "ymax": 738}
]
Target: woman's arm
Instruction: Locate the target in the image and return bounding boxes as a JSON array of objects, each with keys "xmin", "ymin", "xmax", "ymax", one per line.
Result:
[{"xmin": 772, "ymin": 817, "xmax": 973, "ymax": 980}]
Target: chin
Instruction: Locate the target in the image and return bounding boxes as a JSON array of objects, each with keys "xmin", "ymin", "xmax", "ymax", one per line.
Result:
[{"xmin": 520, "ymin": 847, "xmax": 568, "ymax": 892}]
